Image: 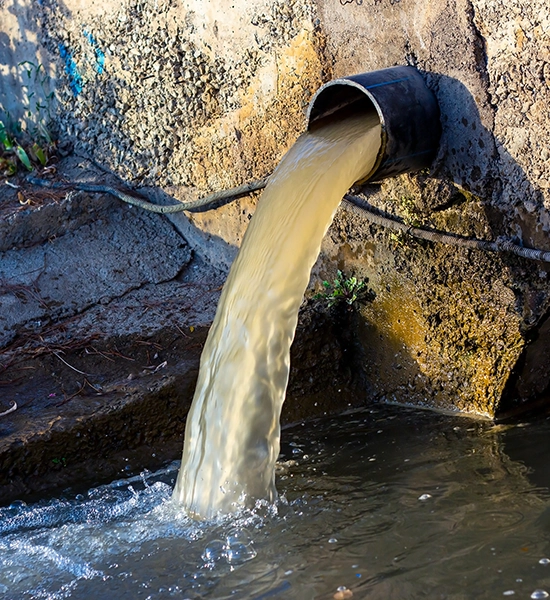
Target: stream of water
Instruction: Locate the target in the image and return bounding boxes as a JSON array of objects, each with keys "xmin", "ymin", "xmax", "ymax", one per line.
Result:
[
  {"xmin": 173, "ymin": 107, "xmax": 382, "ymax": 517},
  {"xmin": 2, "ymin": 404, "xmax": 550, "ymax": 599}
]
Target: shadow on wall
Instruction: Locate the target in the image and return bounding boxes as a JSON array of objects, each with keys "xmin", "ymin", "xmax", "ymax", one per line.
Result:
[
  {"xmin": 1, "ymin": 0, "xmax": 141, "ymax": 174},
  {"xmin": 3, "ymin": 0, "xmax": 307, "ymax": 191},
  {"xmin": 342, "ymin": 71, "xmax": 550, "ymax": 419},
  {"xmin": 424, "ymin": 72, "xmax": 550, "ymax": 417},
  {"xmin": 0, "ymin": 0, "xmax": 64, "ymax": 146}
]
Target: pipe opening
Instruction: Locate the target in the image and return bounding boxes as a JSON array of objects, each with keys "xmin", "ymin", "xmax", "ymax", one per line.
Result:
[
  {"xmin": 307, "ymin": 84, "xmax": 384, "ymax": 183},
  {"xmin": 307, "ymin": 85, "xmax": 380, "ymax": 129},
  {"xmin": 306, "ymin": 66, "xmax": 442, "ymax": 183}
]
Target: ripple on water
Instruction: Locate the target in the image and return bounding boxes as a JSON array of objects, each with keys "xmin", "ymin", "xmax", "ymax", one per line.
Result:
[
  {"xmin": 2, "ymin": 406, "xmax": 550, "ymax": 599},
  {"xmin": 461, "ymin": 509, "xmax": 526, "ymax": 531}
]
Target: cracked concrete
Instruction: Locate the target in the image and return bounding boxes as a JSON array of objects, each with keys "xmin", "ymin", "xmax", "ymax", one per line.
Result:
[{"xmin": 0, "ymin": 160, "xmax": 192, "ymax": 347}]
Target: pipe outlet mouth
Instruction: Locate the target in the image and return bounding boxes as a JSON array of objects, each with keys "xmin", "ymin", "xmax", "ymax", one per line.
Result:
[{"xmin": 306, "ymin": 66, "xmax": 441, "ymax": 183}]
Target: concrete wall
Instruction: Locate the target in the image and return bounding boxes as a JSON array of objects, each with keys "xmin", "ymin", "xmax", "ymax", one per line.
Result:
[
  {"xmin": 314, "ymin": 0, "xmax": 550, "ymax": 417},
  {"xmin": 1, "ymin": 0, "xmax": 550, "ymax": 417},
  {"xmin": 1, "ymin": 0, "xmax": 327, "ymax": 246}
]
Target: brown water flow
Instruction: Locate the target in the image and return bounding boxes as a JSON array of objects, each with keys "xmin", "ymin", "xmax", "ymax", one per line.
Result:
[{"xmin": 173, "ymin": 108, "xmax": 382, "ymax": 519}]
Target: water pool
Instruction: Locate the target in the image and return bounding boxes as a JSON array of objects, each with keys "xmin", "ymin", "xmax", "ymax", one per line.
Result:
[{"xmin": 2, "ymin": 404, "xmax": 550, "ymax": 599}]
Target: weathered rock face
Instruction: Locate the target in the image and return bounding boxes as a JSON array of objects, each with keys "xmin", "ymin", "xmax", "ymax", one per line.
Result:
[
  {"xmin": 1, "ymin": 0, "xmax": 550, "ymax": 418},
  {"xmin": 314, "ymin": 0, "xmax": 550, "ymax": 417}
]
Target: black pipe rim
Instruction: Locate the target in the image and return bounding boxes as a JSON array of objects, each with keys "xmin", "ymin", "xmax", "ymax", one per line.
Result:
[{"xmin": 307, "ymin": 78, "xmax": 387, "ymax": 183}]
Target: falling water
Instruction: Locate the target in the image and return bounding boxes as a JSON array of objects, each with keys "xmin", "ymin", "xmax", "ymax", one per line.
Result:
[{"xmin": 173, "ymin": 107, "xmax": 382, "ymax": 518}]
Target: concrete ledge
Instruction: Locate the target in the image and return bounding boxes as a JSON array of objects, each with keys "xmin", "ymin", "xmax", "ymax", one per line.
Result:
[{"xmin": 0, "ymin": 301, "xmax": 363, "ymax": 505}]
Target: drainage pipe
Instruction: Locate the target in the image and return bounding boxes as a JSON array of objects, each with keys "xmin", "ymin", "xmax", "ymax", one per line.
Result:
[{"xmin": 306, "ymin": 65, "xmax": 442, "ymax": 182}]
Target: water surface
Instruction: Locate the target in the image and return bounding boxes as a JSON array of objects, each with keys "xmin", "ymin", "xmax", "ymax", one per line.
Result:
[{"xmin": 2, "ymin": 404, "xmax": 550, "ymax": 599}]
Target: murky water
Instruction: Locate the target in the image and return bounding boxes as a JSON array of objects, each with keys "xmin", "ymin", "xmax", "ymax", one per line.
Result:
[
  {"xmin": 3, "ymin": 403, "xmax": 550, "ymax": 599},
  {"xmin": 174, "ymin": 109, "xmax": 381, "ymax": 517}
]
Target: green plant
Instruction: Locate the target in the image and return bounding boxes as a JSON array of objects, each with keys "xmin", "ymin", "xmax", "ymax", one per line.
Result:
[
  {"xmin": 0, "ymin": 120, "xmax": 33, "ymax": 174},
  {"xmin": 0, "ymin": 61, "xmax": 55, "ymax": 176},
  {"xmin": 315, "ymin": 270, "xmax": 372, "ymax": 309},
  {"xmin": 398, "ymin": 194, "xmax": 422, "ymax": 227},
  {"xmin": 0, "ymin": 121, "xmax": 34, "ymax": 174}
]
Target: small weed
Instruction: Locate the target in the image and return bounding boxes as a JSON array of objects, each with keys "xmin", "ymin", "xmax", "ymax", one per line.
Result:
[
  {"xmin": 398, "ymin": 194, "xmax": 422, "ymax": 227},
  {"xmin": 315, "ymin": 270, "xmax": 373, "ymax": 309},
  {"xmin": 0, "ymin": 121, "xmax": 32, "ymax": 174},
  {"xmin": 0, "ymin": 61, "xmax": 56, "ymax": 176}
]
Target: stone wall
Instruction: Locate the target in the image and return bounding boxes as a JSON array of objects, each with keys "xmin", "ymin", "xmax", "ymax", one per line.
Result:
[
  {"xmin": 1, "ymin": 0, "xmax": 327, "ymax": 246},
  {"xmin": 1, "ymin": 0, "xmax": 549, "ymax": 418},
  {"xmin": 314, "ymin": 0, "xmax": 550, "ymax": 417}
]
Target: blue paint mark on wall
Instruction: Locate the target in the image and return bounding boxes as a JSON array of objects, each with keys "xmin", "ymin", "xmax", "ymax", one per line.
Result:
[
  {"xmin": 57, "ymin": 31, "xmax": 105, "ymax": 97},
  {"xmin": 83, "ymin": 30, "xmax": 106, "ymax": 75},
  {"xmin": 58, "ymin": 42, "xmax": 83, "ymax": 96}
]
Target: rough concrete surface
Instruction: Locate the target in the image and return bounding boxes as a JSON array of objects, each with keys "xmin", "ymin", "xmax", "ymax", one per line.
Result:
[
  {"xmin": 1, "ymin": 0, "xmax": 550, "ymax": 500},
  {"xmin": 313, "ymin": 0, "xmax": 550, "ymax": 417},
  {"xmin": 0, "ymin": 169, "xmax": 192, "ymax": 347}
]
